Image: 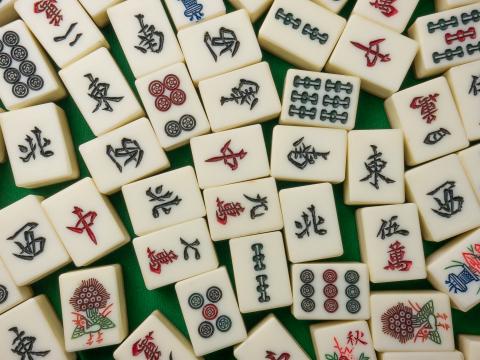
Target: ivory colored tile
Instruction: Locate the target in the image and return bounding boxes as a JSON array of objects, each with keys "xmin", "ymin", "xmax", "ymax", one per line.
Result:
[
  {"xmin": 459, "ymin": 144, "xmax": 480, "ymax": 201},
  {"xmin": 228, "ymin": 0, "xmax": 273, "ymax": 22},
  {"xmin": 190, "ymin": 124, "xmax": 270, "ymax": 189},
  {"xmin": 0, "ymin": 125, "xmax": 6, "ymax": 164},
  {"xmin": 279, "ymin": 183, "xmax": 343, "ymax": 263},
  {"xmin": 0, "ymin": 0, "xmax": 18, "ymax": 26},
  {"xmin": 405, "ymin": 154, "xmax": 480, "ymax": 242},
  {"xmin": 122, "ymin": 166, "xmax": 206, "ymax": 236},
  {"xmin": 175, "ymin": 267, "xmax": 247, "ymax": 356},
  {"xmin": 60, "ymin": 47, "xmax": 145, "ymax": 137},
  {"xmin": 15, "ymin": 0, "xmax": 108, "ymax": 69},
  {"xmin": 459, "ymin": 334, "xmax": 480, "ymax": 360},
  {"xmin": 230, "ymin": 232, "xmax": 292, "ymax": 313},
  {"xmin": 59, "ymin": 264, "xmax": 128, "ymax": 352},
  {"xmin": 258, "ymin": 0, "xmax": 346, "ymax": 71},
  {"xmin": 0, "ymin": 195, "xmax": 71, "ymax": 286},
  {"xmin": 79, "ymin": 0, "xmax": 124, "ymax": 27},
  {"xmin": 0, "ymin": 259, "xmax": 33, "ymax": 315},
  {"xmin": 0, "ymin": 103, "xmax": 79, "ymax": 188},
  {"xmin": 370, "ymin": 291, "xmax": 455, "ymax": 352},
  {"xmin": 311, "ymin": 0, "xmax": 348, "ymax": 14},
  {"xmin": 385, "ymin": 77, "xmax": 469, "ymax": 166},
  {"xmin": 198, "ymin": 62, "xmax": 281, "ymax": 132},
  {"xmin": 177, "ymin": 10, "xmax": 262, "ymax": 83},
  {"xmin": 42, "ymin": 177, "xmax": 130, "ymax": 267},
  {"xmin": 0, "ymin": 295, "xmax": 75, "ymax": 360},
  {"xmin": 79, "ymin": 118, "xmax": 170, "ymax": 195},
  {"xmin": 133, "ymin": 218, "xmax": 218, "ymax": 290},
  {"xmin": 107, "ymin": 0, "xmax": 184, "ymax": 79},
  {"xmin": 379, "ymin": 351, "xmax": 464, "ymax": 360},
  {"xmin": 233, "ymin": 314, "xmax": 309, "ymax": 360},
  {"xmin": 291, "ymin": 262, "xmax": 370, "ymax": 320},
  {"xmin": 0, "ymin": 20, "xmax": 66, "ymax": 110},
  {"xmin": 408, "ymin": 3, "xmax": 480, "ymax": 78},
  {"xmin": 326, "ymin": 15, "xmax": 418, "ymax": 98},
  {"xmin": 113, "ymin": 310, "xmax": 200, "ymax": 360},
  {"xmin": 436, "ymin": 0, "xmax": 479, "ymax": 11},
  {"xmin": 356, "ymin": 203, "xmax": 426, "ymax": 283},
  {"xmin": 165, "ymin": 0, "xmax": 226, "ymax": 30},
  {"xmin": 203, "ymin": 177, "xmax": 283, "ymax": 241}
]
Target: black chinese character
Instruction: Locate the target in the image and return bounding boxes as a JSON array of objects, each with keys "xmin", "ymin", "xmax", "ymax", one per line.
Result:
[
  {"xmin": 469, "ymin": 74, "xmax": 480, "ymax": 96},
  {"xmin": 295, "ymin": 205, "xmax": 326, "ymax": 239},
  {"xmin": 134, "ymin": 14, "xmax": 164, "ymax": 54},
  {"xmin": 18, "ymin": 127, "xmax": 54, "ymax": 163},
  {"xmin": 244, "ymin": 194, "xmax": 268, "ymax": 219},
  {"xmin": 377, "ymin": 216, "xmax": 409, "ymax": 240},
  {"xmin": 9, "ymin": 327, "xmax": 50, "ymax": 359},
  {"xmin": 287, "ymin": 137, "xmax": 329, "ymax": 169},
  {"xmin": 7, "ymin": 222, "xmax": 46, "ymax": 261},
  {"xmin": 204, "ymin": 27, "xmax": 239, "ymax": 62},
  {"xmin": 360, "ymin": 145, "xmax": 395, "ymax": 189},
  {"xmin": 106, "ymin": 138, "xmax": 144, "ymax": 173},
  {"xmin": 427, "ymin": 181, "xmax": 464, "ymax": 218},
  {"xmin": 146, "ymin": 185, "xmax": 182, "ymax": 218},
  {"xmin": 220, "ymin": 79, "xmax": 259, "ymax": 110},
  {"xmin": 84, "ymin": 73, "xmax": 124, "ymax": 113},
  {"xmin": 180, "ymin": 237, "xmax": 201, "ymax": 260},
  {"xmin": 53, "ymin": 22, "xmax": 82, "ymax": 46}
]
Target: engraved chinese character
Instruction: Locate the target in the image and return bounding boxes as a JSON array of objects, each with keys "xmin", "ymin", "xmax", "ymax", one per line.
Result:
[
  {"xmin": 9, "ymin": 327, "xmax": 50, "ymax": 359},
  {"xmin": 53, "ymin": 23, "xmax": 83, "ymax": 47},
  {"xmin": 146, "ymin": 185, "xmax": 182, "ymax": 218},
  {"xmin": 18, "ymin": 127, "xmax": 54, "ymax": 163},
  {"xmin": 179, "ymin": 0, "xmax": 204, "ymax": 21},
  {"xmin": 106, "ymin": 138, "xmax": 144, "ymax": 173},
  {"xmin": 369, "ymin": 0, "xmax": 398, "ymax": 17},
  {"xmin": 266, "ymin": 351, "xmax": 291, "ymax": 360},
  {"xmin": 384, "ymin": 240, "xmax": 413, "ymax": 271},
  {"xmin": 180, "ymin": 237, "xmax": 201, "ymax": 260},
  {"xmin": 215, "ymin": 197, "xmax": 244, "ymax": 225},
  {"xmin": 243, "ymin": 194, "xmax": 268, "ymax": 219},
  {"xmin": 204, "ymin": 27, "xmax": 240, "ymax": 62},
  {"xmin": 147, "ymin": 247, "xmax": 178, "ymax": 274},
  {"xmin": 360, "ymin": 145, "xmax": 395, "ymax": 189},
  {"xmin": 7, "ymin": 222, "xmax": 46, "ymax": 261},
  {"xmin": 66, "ymin": 206, "xmax": 98, "ymax": 245},
  {"xmin": 326, "ymin": 330, "xmax": 369, "ymax": 360},
  {"xmin": 424, "ymin": 128, "xmax": 451, "ymax": 145},
  {"xmin": 410, "ymin": 93, "xmax": 440, "ymax": 124},
  {"xmin": 33, "ymin": 0, "xmax": 63, "ymax": 26},
  {"xmin": 132, "ymin": 331, "xmax": 164, "ymax": 360},
  {"xmin": 134, "ymin": 14, "xmax": 164, "ymax": 54},
  {"xmin": 350, "ymin": 38, "xmax": 391, "ymax": 67},
  {"xmin": 294, "ymin": 204, "xmax": 326, "ymax": 239},
  {"xmin": 427, "ymin": 181, "xmax": 464, "ymax": 218},
  {"xmin": 469, "ymin": 74, "xmax": 480, "ymax": 96},
  {"xmin": 347, "ymin": 330, "xmax": 368, "ymax": 346},
  {"xmin": 287, "ymin": 137, "xmax": 330, "ymax": 169},
  {"xmin": 84, "ymin": 73, "xmax": 124, "ymax": 113},
  {"xmin": 205, "ymin": 140, "xmax": 247, "ymax": 171},
  {"xmin": 377, "ymin": 216, "xmax": 409, "ymax": 240},
  {"xmin": 220, "ymin": 79, "xmax": 259, "ymax": 109}
]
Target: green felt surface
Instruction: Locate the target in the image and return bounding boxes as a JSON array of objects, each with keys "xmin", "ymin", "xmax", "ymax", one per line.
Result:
[{"xmin": 0, "ymin": 0, "xmax": 479, "ymax": 359}]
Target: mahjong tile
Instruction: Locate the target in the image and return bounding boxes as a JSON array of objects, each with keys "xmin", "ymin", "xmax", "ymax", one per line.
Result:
[
  {"xmin": 458, "ymin": 334, "xmax": 480, "ymax": 360},
  {"xmin": 133, "ymin": 218, "xmax": 218, "ymax": 290},
  {"xmin": 233, "ymin": 314, "xmax": 309, "ymax": 360},
  {"xmin": 164, "ymin": 0, "xmax": 226, "ymax": 30},
  {"xmin": 230, "ymin": 232, "xmax": 292, "ymax": 313},
  {"xmin": 326, "ymin": 15, "xmax": 418, "ymax": 98},
  {"xmin": 408, "ymin": 3, "xmax": 480, "ymax": 78},
  {"xmin": 459, "ymin": 144, "xmax": 480, "ymax": 201},
  {"xmin": 345, "ymin": 129, "xmax": 404, "ymax": 205},
  {"xmin": 177, "ymin": 10, "xmax": 262, "ymax": 83},
  {"xmin": 0, "ymin": 125, "xmax": 6, "ymax": 164},
  {"xmin": 190, "ymin": 124, "xmax": 269, "ymax": 189},
  {"xmin": 59, "ymin": 47, "xmax": 145, "ymax": 137},
  {"xmin": 59, "ymin": 264, "xmax": 128, "ymax": 352},
  {"xmin": 0, "ymin": 195, "xmax": 71, "ymax": 286},
  {"xmin": 379, "ymin": 351, "xmax": 464, "ymax": 360},
  {"xmin": 42, "ymin": 177, "xmax": 130, "ymax": 267},
  {"xmin": 436, "ymin": 0, "xmax": 479, "ymax": 11},
  {"xmin": 258, "ymin": 0, "xmax": 346, "ymax": 71},
  {"xmin": 271, "ymin": 125, "xmax": 347, "ymax": 183},
  {"xmin": 79, "ymin": 0, "xmax": 124, "ymax": 27},
  {"xmin": 203, "ymin": 177, "xmax": 283, "ymax": 241},
  {"xmin": 385, "ymin": 76, "xmax": 469, "ymax": 166},
  {"xmin": 113, "ymin": 310, "xmax": 199, "ymax": 360},
  {"xmin": 107, "ymin": 0, "xmax": 184, "ymax": 79},
  {"xmin": 135, "ymin": 62, "xmax": 210, "ymax": 150},
  {"xmin": 15, "ymin": 0, "xmax": 108, "ymax": 69},
  {"xmin": 291, "ymin": 262, "xmax": 370, "ymax": 320},
  {"xmin": 122, "ymin": 166, "xmax": 206, "ymax": 236},
  {"xmin": 370, "ymin": 290, "xmax": 455, "ymax": 352},
  {"xmin": 228, "ymin": 0, "xmax": 273, "ymax": 22},
  {"xmin": 79, "ymin": 118, "xmax": 170, "ymax": 195},
  {"xmin": 0, "ymin": 259, "xmax": 33, "ymax": 315},
  {"xmin": 311, "ymin": 0, "xmax": 348, "ymax": 14},
  {"xmin": 356, "ymin": 203, "xmax": 427, "ymax": 283},
  {"xmin": 279, "ymin": 183, "xmax": 343, "ymax": 263},
  {"xmin": 279, "ymin": 70, "xmax": 360, "ymax": 130},
  {"xmin": 405, "ymin": 154, "xmax": 480, "ymax": 242},
  {"xmin": 175, "ymin": 267, "xmax": 247, "ymax": 356},
  {"xmin": 198, "ymin": 62, "xmax": 281, "ymax": 132},
  {"xmin": 0, "ymin": 0, "xmax": 18, "ymax": 26}
]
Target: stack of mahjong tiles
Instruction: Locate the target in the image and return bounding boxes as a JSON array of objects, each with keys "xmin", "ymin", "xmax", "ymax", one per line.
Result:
[{"xmin": 1, "ymin": 0, "xmax": 480, "ymax": 359}]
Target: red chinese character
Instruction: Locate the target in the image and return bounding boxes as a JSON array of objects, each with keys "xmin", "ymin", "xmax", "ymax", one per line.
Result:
[
  {"xmin": 384, "ymin": 241, "xmax": 413, "ymax": 271},
  {"xmin": 347, "ymin": 330, "xmax": 368, "ymax": 347},
  {"xmin": 66, "ymin": 206, "xmax": 98, "ymax": 245},
  {"xmin": 265, "ymin": 351, "xmax": 291, "ymax": 360},
  {"xmin": 132, "ymin": 331, "xmax": 161, "ymax": 360},
  {"xmin": 205, "ymin": 139, "xmax": 247, "ymax": 171},
  {"xmin": 147, "ymin": 247, "xmax": 178, "ymax": 274},
  {"xmin": 369, "ymin": 0, "xmax": 398, "ymax": 17},
  {"xmin": 350, "ymin": 38, "xmax": 391, "ymax": 67},
  {"xmin": 33, "ymin": 0, "xmax": 63, "ymax": 26},
  {"xmin": 215, "ymin": 197, "xmax": 244, "ymax": 225},
  {"xmin": 410, "ymin": 93, "xmax": 439, "ymax": 124}
]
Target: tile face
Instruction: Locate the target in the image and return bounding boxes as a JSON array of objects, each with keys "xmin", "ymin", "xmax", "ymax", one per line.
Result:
[
  {"xmin": 459, "ymin": 334, "xmax": 480, "ymax": 360},
  {"xmin": 177, "ymin": 10, "xmax": 262, "ymax": 83},
  {"xmin": 271, "ymin": 125, "xmax": 347, "ymax": 183},
  {"xmin": 135, "ymin": 62, "xmax": 210, "ymax": 150},
  {"xmin": 379, "ymin": 351, "xmax": 464, "ymax": 360},
  {"xmin": 345, "ymin": 129, "xmax": 404, "ymax": 205},
  {"xmin": 113, "ymin": 310, "xmax": 199, "ymax": 360},
  {"xmin": 427, "ymin": 228, "xmax": 480, "ymax": 312},
  {"xmin": 79, "ymin": 0, "xmax": 124, "ymax": 27},
  {"xmin": 280, "ymin": 70, "xmax": 360, "ymax": 130},
  {"xmin": 326, "ymin": 15, "xmax": 418, "ymax": 98},
  {"xmin": 370, "ymin": 291, "xmax": 455, "ymax": 352},
  {"xmin": 60, "ymin": 47, "xmax": 145, "ymax": 137},
  {"xmin": 190, "ymin": 124, "xmax": 270, "ymax": 189},
  {"xmin": 279, "ymin": 183, "xmax": 343, "ymax": 263},
  {"xmin": 198, "ymin": 62, "xmax": 281, "ymax": 132},
  {"xmin": 122, "ymin": 166, "xmax": 206, "ymax": 236},
  {"xmin": 0, "ymin": 0, "xmax": 18, "ymax": 26},
  {"xmin": 133, "ymin": 218, "xmax": 218, "ymax": 290},
  {"xmin": 311, "ymin": 0, "xmax": 348, "ymax": 14},
  {"xmin": 107, "ymin": 0, "xmax": 184, "ymax": 79},
  {"xmin": 385, "ymin": 77, "xmax": 469, "ymax": 166},
  {"xmin": 0, "ymin": 125, "xmax": 5, "ymax": 164},
  {"xmin": 409, "ymin": 3, "xmax": 480, "ymax": 78},
  {"xmin": 258, "ymin": 0, "xmax": 346, "ymax": 71},
  {"xmin": 0, "ymin": 103, "xmax": 79, "ymax": 188},
  {"xmin": 311, "ymin": 321, "xmax": 377, "ymax": 360},
  {"xmin": 0, "ymin": 259, "xmax": 33, "ymax": 315},
  {"xmin": 42, "ymin": 177, "xmax": 130, "ymax": 266},
  {"xmin": 291, "ymin": 263, "xmax": 370, "ymax": 320},
  {"xmin": 175, "ymin": 267, "xmax": 247, "ymax": 356},
  {"xmin": 15, "ymin": 0, "xmax": 108, "ymax": 69},
  {"xmin": 230, "ymin": 232, "xmax": 292, "ymax": 313},
  {"xmin": 59, "ymin": 265, "xmax": 128, "ymax": 352},
  {"xmin": 79, "ymin": 118, "xmax": 170, "ymax": 195},
  {"xmin": 405, "ymin": 154, "xmax": 480, "ymax": 242},
  {"xmin": 228, "ymin": 0, "xmax": 273, "ymax": 22},
  {"xmin": 436, "ymin": 0, "xmax": 479, "ymax": 11},
  {"xmin": 356, "ymin": 203, "xmax": 427, "ymax": 283},
  {"xmin": 0, "ymin": 295, "xmax": 75, "ymax": 360},
  {"xmin": 164, "ymin": 0, "xmax": 226, "ymax": 30},
  {"xmin": 459, "ymin": 144, "xmax": 480, "ymax": 201},
  {"xmin": 233, "ymin": 314, "xmax": 309, "ymax": 360},
  {"xmin": 445, "ymin": 60, "xmax": 480, "ymax": 141},
  {"xmin": 0, "ymin": 195, "xmax": 71, "ymax": 286},
  {"xmin": 0, "ymin": 20, "xmax": 66, "ymax": 110},
  {"xmin": 203, "ymin": 177, "xmax": 283, "ymax": 241}
]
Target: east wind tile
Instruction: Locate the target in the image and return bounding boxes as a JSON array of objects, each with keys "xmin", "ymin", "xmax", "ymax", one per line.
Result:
[
  {"xmin": 164, "ymin": 0, "xmax": 225, "ymax": 30},
  {"xmin": 0, "ymin": 258, "xmax": 33, "ymax": 315}
]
